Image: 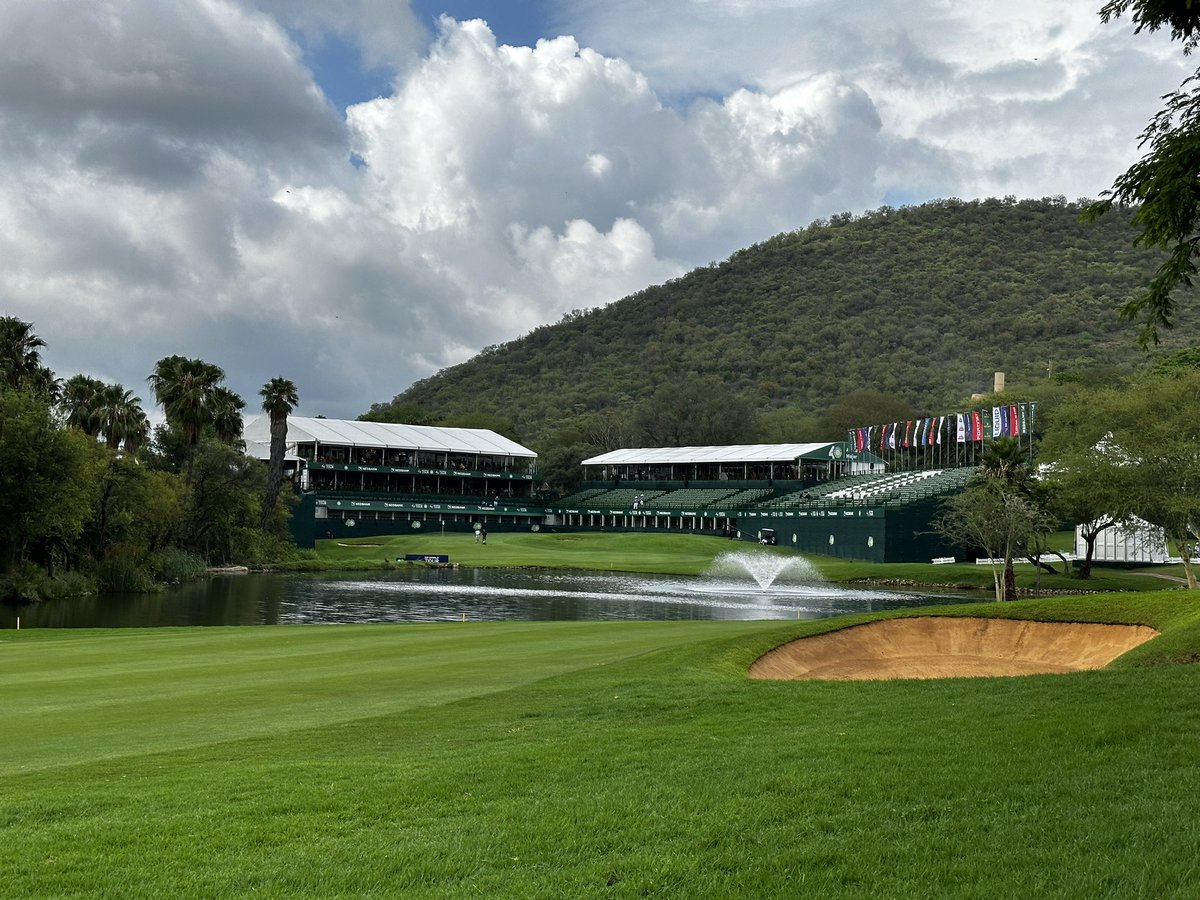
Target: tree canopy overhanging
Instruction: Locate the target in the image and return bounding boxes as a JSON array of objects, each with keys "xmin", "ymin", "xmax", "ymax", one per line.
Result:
[{"xmin": 1088, "ymin": 0, "xmax": 1200, "ymax": 344}]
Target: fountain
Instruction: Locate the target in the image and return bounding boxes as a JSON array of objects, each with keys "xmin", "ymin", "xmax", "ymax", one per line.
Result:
[{"xmin": 711, "ymin": 550, "xmax": 821, "ymax": 591}]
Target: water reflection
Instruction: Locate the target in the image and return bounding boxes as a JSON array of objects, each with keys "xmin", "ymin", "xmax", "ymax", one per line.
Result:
[{"xmin": 1, "ymin": 566, "xmax": 980, "ymax": 629}]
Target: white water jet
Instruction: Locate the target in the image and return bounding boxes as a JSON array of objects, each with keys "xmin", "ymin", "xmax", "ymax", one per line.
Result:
[{"xmin": 711, "ymin": 551, "xmax": 821, "ymax": 591}]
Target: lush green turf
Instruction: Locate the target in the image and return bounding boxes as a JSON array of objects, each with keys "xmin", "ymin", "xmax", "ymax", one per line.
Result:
[
  {"xmin": 806, "ymin": 554, "xmax": 1183, "ymax": 594},
  {"xmin": 4, "ymin": 593, "xmax": 1200, "ymax": 896},
  {"xmin": 302, "ymin": 531, "xmax": 746, "ymax": 576},
  {"xmin": 304, "ymin": 531, "xmax": 1185, "ymax": 594}
]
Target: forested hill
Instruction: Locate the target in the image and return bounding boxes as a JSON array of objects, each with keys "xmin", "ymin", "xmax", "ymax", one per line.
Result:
[{"xmin": 375, "ymin": 198, "xmax": 1191, "ymax": 445}]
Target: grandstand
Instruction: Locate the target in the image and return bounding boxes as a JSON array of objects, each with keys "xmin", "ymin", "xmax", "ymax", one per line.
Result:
[
  {"xmin": 247, "ymin": 399, "xmax": 1026, "ymax": 560},
  {"xmin": 242, "ymin": 416, "xmax": 542, "ymax": 547},
  {"xmin": 547, "ymin": 438, "xmax": 994, "ymax": 562}
]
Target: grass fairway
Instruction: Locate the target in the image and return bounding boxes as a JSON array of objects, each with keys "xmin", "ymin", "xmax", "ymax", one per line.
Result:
[
  {"xmin": 4, "ymin": 593, "xmax": 1200, "ymax": 896},
  {"xmin": 308, "ymin": 531, "xmax": 742, "ymax": 575}
]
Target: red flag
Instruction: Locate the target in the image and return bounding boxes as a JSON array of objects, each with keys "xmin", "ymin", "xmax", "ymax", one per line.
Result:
[{"xmin": 971, "ymin": 410, "xmax": 983, "ymax": 441}]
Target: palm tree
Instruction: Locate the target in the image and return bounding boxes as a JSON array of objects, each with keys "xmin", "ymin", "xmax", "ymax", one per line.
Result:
[
  {"xmin": 210, "ymin": 387, "xmax": 246, "ymax": 446},
  {"xmin": 0, "ymin": 316, "xmax": 47, "ymax": 391},
  {"xmin": 60, "ymin": 375, "xmax": 107, "ymax": 437},
  {"xmin": 979, "ymin": 436, "xmax": 1031, "ymax": 489},
  {"xmin": 98, "ymin": 385, "xmax": 147, "ymax": 451},
  {"xmin": 122, "ymin": 408, "xmax": 151, "ymax": 455},
  {"xmin": 977, "ymin": 436, "xmax": 1038, "ymax": 601},
  {"xmin": 259, "ymin": 377, "xmax": 298, "ymax": 531},
  {"xmin": 29, "ymin": 366, "xmax": 61, "ymax": 403},
  {"xmin": 147, "ymin": 356, "xmax": 225, "ymax": 448}
]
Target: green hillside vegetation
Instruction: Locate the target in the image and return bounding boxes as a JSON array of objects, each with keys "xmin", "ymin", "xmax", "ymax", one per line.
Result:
[
  {"xmin": 5, "ymin": 593, "xmax": 1200, "ymax": 895},
  {"xmin": 373, "ymin": 198, "xmax": 1194, "ymax": 451}
]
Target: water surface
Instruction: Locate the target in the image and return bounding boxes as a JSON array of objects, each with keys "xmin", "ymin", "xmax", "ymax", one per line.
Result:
[{"xmin": 2, "ymin": 563, "xmax": 980, "ymax": 628}]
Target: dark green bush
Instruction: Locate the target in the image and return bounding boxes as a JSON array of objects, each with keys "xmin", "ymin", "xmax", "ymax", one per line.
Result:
[
  {"xmin": 150, "ymin": 549, "xmax": 208, "ymax": 583},
  {"xmin": 94, "ymin": 557, "xmax": 159, "ymax": 594}
]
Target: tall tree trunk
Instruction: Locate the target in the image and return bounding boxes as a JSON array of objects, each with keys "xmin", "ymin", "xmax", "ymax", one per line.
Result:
[
  {"xmin": 1177, "ymin": 539, "xmax": 1198, "ymax": 590},
  {"xmin": 260, "ymin": 412, "xmax": 286, "ymax": 531},
  {"xmin": 1003, "ymin": 554, "xmax": 1017, "ymax": 601}
]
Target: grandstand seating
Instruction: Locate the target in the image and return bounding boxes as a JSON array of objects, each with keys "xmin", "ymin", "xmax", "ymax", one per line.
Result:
[
  {"xmin": 557, "ymin": 488, "xmax": 665, "ymax": 508},
  {"xmin": 758, "ymin": 468, "xmax": 979, "ymax": 510},
  {"xmin": 555, "ymin": 469, "xmax": 978, "ymax": 514},
  {"xmin": 648, "ymin": 488, "xmax": 739, "ymax": 509},
  {"xmin": 719, "ymin": 488, "xmax": 774, "ymax": 507},
  {"xmin": 553, "ymin": 487, "xmax": 609, "ymax": 507}
]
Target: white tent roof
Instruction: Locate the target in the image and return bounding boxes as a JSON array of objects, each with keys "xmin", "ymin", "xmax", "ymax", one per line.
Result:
[
  {"xmin": 244, "ymin": 439, "xmax": 302, "ymax": 462},
  {"xmin": 242, "ymin": 416, "xmax": 537, "ymax": 458},
  {"xmin": 581, "ymin": 443, "xmax": 837, "ymax": 466}
]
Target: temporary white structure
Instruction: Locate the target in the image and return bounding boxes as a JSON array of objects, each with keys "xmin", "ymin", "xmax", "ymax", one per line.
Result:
[
  {"xmin": 581, "ymin": 443, "xmax": 837, "ymax": 466},
  {"xmin": 242, "ymin": 416, "xmax": 537, "ymax": 460}
]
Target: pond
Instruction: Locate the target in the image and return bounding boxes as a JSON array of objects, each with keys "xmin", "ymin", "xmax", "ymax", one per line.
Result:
[{"xmin": 2, "ymin": 552, "xmax": 981, "ymax": 628}]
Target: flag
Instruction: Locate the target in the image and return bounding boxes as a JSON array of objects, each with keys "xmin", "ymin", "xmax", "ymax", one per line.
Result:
[
  {"xmin": 971, "ymin": 410, "xmax": 984, "ymax": 441},
  {"xmin": 956, "ymin": 413, "xmax": 966, "ymax": 443},
  {"xmin": 1010, "ymin": 404, "xmax": 1019, "ymax": 435},
  {"xmin": 1019, "ymin": 403, "xmax": 1028, "ymax": 435},
  {"xmin": 992, "ymin": 406, "xmax": 1003, "ymax": 437},
  {"xmin": 889, "ymin": 423, "xmax": 897, "ymax": 449},
  {"xmin": 936, "ymin": 416, "xmax": 944, "ymax": 444},
  {"xmin": 880, "ymin": 423, "xmax": 888, "ymax": 453},
  {"xmin": 904, "ymin": 420, "xmax": 913, "ymax": 447}
]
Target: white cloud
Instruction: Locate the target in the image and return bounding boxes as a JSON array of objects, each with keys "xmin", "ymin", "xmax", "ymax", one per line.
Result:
[{"xmin": 0, "ymin": 1, "xmax": 1193, "ymax": 423}]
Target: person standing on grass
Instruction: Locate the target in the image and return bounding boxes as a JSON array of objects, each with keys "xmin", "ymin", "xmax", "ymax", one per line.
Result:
[{"xmin": 480, "ymin": 526, "xmax": 488, "ymax": 545}]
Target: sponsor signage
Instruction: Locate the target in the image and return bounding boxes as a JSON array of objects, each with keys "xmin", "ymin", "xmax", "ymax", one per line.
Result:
[
  {"xmin": 308, "ymin": 461, "xmax": 533, "ymax": 480},
  {"xmin": 324, "ymin": 498, "xmax": 538, "ymax": 515}
]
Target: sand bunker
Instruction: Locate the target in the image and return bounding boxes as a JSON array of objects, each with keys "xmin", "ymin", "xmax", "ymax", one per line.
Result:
[{"xmin": 749, "ymin": 617, "xmax": 1159, "ymax": 681}]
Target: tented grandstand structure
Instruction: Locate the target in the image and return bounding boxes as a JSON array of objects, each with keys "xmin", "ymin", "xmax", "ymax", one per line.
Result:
[
  {"xmin": 581, "ymin": 443, "xmax": 882, "ymax": 484},
  {"xmin": 544, "ymin": 442, "xmax": 977, "ymax": 562},
  {"xmin": 554, "ymin": 400, "xmax": 1044, "ymax": 563},
  {"xmin": 242, "ymin": 416, "xmax": 541, "ymax": 546}
]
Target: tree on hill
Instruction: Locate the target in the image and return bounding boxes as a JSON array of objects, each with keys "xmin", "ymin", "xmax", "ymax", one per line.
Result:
[
  {"xmin": 439, "ymin": 411, "xmax": 523, "ymax": 442},
  {"xmin": 359, "ymin": 400, "xmax": 438, "ymax": 425},
  {"xmin": 631, "ymin": 377, "xmax": 758, "ymax": 447},
  {"xmin": 816, "ymin": 389, "xmax": 918, "ymax": 441}
]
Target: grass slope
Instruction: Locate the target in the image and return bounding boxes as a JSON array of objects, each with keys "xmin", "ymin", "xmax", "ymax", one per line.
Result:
[
  {"xmin": 301, "ymin": 531, "xmax": 747, "ymax": 576},
  {"xmin": 306, "ymin": 531, "xmax": 1183, "ymax": 594},
  {"xmin": 3, "ymin": 592, "xmax": 1200, "ymax": 896}
]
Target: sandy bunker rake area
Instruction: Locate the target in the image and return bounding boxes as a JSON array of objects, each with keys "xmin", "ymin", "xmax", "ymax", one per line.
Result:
[{"xmin": 749, "ymin": 617, "xmax": 1159, "ymax": 681}]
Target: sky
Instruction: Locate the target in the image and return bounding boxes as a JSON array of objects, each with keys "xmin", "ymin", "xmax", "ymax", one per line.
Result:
[{"xmin": 0, "ymin": 0, "xmax": 1191, "ymax": 423}]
